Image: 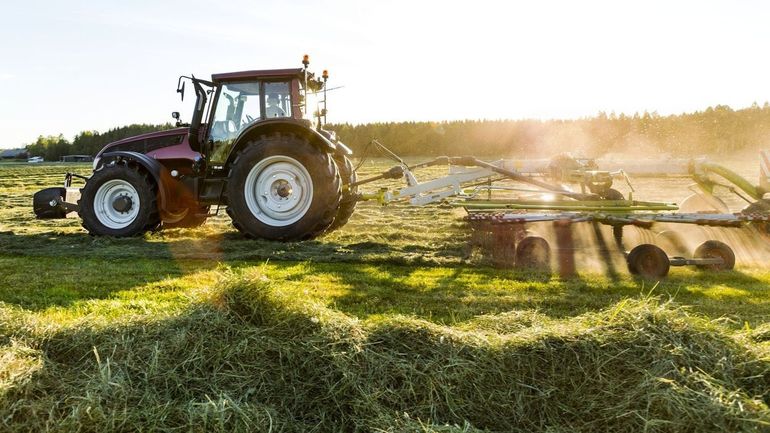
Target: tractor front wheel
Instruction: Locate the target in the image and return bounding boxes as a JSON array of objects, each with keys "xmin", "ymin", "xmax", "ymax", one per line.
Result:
[
  {"xmin": 78, "ymin": 162, "xmax": 161, "ymax": 236},
  {"xmin": 226, "ymin": 134, "xmax": 341, "ymax": 241}
]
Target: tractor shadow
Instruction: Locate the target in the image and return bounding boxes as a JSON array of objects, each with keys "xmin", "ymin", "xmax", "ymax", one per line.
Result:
[
  {"xmin": 2, "ymin": 228, "xmax": 767, "ymax": 323},
  {"xmin": 289, "ymin": 260, "xmax": 769, "ymax": 325},
  {"xmin": 0, "ymin": 231, "xmax": 222, "ymax": 311},
  {"xmin": 0, "ymin": 227, "xmax": 467, "ymax": 311}
]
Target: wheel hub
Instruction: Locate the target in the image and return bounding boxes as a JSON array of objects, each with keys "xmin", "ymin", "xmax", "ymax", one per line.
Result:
[
  {"xmin": 275, "ymin": 181, "xmax": 293, "ymax": 198},
  {"xmin": 93, "ymin": 179, "xmax": 141, "ymax": 229},
  {"xmin": 112, "ymin": 195, "xmax": 133, "ymax": 213}
]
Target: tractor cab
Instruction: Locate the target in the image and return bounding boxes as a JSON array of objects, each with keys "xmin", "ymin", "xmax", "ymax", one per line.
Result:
[
  {"xmin": 205, "ymin": 69, "xmax": 306, "ymax": 164},
  {"xmin": 181, "ymin": 56, "xmax": 332, "ymax": 171}
]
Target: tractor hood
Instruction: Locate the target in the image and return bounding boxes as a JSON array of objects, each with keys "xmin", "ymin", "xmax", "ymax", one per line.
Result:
[{"xmin": 96, "ymin": 128, "xmax": 189, "ymax": 158}]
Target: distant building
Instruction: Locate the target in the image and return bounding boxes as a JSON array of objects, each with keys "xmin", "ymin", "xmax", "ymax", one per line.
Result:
[
  {"xmin": 0, "ymin": 148, "xmax": 28, "ymax": 160},
  {"xmin": 61, "ymin": 155, "xmax": 94, "ymax": 162}
]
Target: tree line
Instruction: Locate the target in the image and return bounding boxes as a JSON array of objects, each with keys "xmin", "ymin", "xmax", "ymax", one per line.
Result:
[
  {"xmin": 24, "ymin": 103, "xmax": 770, "ymax": 160},
  {"xmin": 327, "ymin": 103, "xmax": 770, "ymax": 158}
]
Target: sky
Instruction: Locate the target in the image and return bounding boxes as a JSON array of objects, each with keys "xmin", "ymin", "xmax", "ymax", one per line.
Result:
[{"xmin": 1, "ymin": 0, "xmax": 770, "ymax": 149}]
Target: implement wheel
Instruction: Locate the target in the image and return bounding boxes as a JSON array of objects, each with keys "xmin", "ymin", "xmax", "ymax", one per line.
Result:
[
  {"xmin": 78, "ymin": 162, "xmax": 160, "ymax": 237},
  {"xmin": 515, "ymin": 236, "xmax": 551, "ymax": 271},
  {"xmin": 627, "ymin": 244, "xmax": 670, "ymax": 279},
  {"xmin": 694, "ymin": 240, "xmax": 735, "ymax": 271},
  {"xmin": 602, "ymin": 188, "xmax": 625, "ymax": 200},
  {"xmin": 226, "ymin": 134, "xmax": 341, "ymax": 241}
]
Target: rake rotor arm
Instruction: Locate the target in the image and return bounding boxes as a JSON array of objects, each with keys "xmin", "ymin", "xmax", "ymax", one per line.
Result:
[
  {"xmin": 690, "ymin": 160, "xmax": 765, "ymax": 201},
  {"xmin": 349, "ymin": 156, "xmax": 454, "ymax": 188},
  {"xmin": 354, "ymin": 153, "xmax": 601, "ymax": 206},
  {"xmin": 449, "ymin": 156, "xmax": 599, "ymax": 201}
]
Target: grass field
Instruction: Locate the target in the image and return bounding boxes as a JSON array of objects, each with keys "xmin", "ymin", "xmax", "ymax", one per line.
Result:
[{"xmin": 1, "ymin": 162, "xmax": 769, "ymax": 432}]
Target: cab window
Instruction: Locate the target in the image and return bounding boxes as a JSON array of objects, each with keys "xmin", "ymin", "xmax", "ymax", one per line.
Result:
[
  {"xmin": 264, "ymin": 82, "xmax": 291, "ymax": 118},
  {"xmin": 209, "ymin": 82, "xmax": 262, "ymax": 163}
]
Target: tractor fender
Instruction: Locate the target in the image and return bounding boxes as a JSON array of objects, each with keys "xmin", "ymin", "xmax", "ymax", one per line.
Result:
[
  {"xmin": 225, "ymin": 119, "xmax": 347, "ymax": 167},
  {"xmin": 98, "ymin": 151, "xmax": 175, "ymax": 214}
]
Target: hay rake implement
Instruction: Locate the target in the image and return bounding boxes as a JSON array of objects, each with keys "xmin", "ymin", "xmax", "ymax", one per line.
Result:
[{"xmin": 354, "ymin": 142, "xmax": 770, "ymax": 278}]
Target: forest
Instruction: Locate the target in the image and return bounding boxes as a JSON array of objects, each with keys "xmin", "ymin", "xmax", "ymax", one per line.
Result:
[{"xmin": 22, "ymin": 103, "xmax": 770, "ymax": 160}]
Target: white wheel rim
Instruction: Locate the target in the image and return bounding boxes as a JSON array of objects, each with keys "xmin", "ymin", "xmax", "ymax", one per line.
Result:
[
  {"xmin": 93, "ymin": 179, "xmax": 141, "ymax": 229},
  {"xmin": 243, "ymin": 155, "xmax": 313, "ymax": 227}
]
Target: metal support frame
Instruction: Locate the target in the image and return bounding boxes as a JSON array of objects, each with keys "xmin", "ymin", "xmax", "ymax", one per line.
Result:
[
  {"xmin": 385, "ymin": 166, "xmax": 496, "ymax": 205},
  {"xmin": 359, "ymin": 156, "xmax": 616, "ymax": 206}
]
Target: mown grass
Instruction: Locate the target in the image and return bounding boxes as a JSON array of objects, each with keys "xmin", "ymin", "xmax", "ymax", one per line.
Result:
[
  {"xmin": 1, "ymin": 162, "xmax": 769, "ymax": 431},
  {"xmin": 2, "ymin": 269, "xmax": 769, "ymax": 432}
]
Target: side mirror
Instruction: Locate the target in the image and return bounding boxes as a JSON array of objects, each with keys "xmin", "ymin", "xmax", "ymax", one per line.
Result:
[
  {"xmin": 177, "ymin": 81, "xmax": 185, "ymax": 101},
  {"xmin": 172, "ymin": 112, "xmax": 181, "ymax": 127}
]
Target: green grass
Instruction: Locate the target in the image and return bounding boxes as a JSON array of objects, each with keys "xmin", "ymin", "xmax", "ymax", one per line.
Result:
[{"xmin": 0, "ymin": 162, "xmax": 769, "ymax": 431}]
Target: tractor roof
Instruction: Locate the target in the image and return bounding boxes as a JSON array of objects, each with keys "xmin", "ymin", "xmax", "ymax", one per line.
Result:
[{"xmin": 211, "ymin": 68, "xmax": 304, "ymax": 83}]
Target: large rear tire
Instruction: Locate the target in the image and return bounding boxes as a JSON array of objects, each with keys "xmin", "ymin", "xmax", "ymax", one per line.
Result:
[
  {"xmin": 327, "ymin": 155, "xmax": 358, "ymax": 232},
  {"xmin": 78, "ymin": 162, "xmax": 161, "ymax": 237},
  {"xmin": 226, "ymin": 134, "xmax": 341, "ymax": 241}
]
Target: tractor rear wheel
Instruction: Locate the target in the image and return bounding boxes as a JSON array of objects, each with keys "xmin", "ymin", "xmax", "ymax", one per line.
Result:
[
  {"xmin": 226, "ymin": 134, "xmax": 341, "ymax": 241},
  {"xmin": 327, "ymin": 155, "xmax": 358, "ymax": 232},
  {"xmin": 78, "ymin": 162, "xmax": 161, "ymax": 237}
]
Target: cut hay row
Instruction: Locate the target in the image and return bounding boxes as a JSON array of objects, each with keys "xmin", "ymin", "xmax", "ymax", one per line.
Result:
[{"xmin": 1, "ymin": 269, "xmax": 768, "ymax": 432}]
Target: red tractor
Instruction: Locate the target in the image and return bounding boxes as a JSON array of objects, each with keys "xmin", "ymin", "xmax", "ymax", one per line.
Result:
[{"xmin": 33, "ymin": 56, "xmax": 357, "ymax": 241}]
